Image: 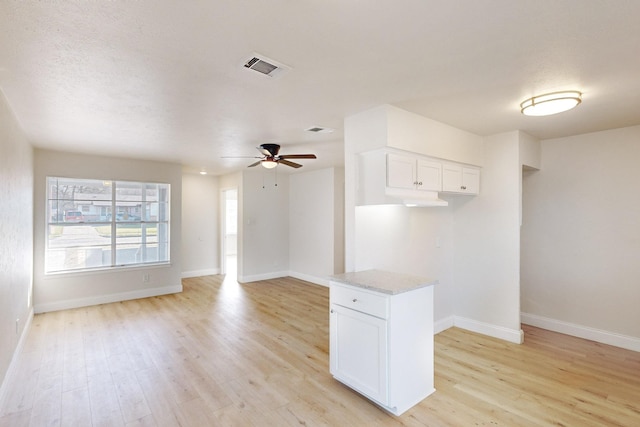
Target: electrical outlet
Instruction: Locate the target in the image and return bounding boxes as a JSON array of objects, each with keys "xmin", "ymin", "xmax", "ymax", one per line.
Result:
[{"xmin": 142, "ymin": 274, "xmax": 150, "ymax": 283}]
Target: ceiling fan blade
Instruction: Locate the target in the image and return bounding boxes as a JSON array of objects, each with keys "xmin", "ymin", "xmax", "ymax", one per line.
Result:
[
  {"xmin": 279, "ymin": 159, "xmax": 303, "ymax": 168},
  {"xmin": 221, "ymin": 156, "xmax": 261, "ymax": 159},
  {"xmin": 278, "ymin": 154, "xmax": 317, "ymax": 159},
  {"xmin": 247, "ymin": 160, "xmax": 262, "ymax": 167}
]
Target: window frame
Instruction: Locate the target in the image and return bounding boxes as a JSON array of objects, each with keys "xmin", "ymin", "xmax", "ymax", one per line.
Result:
[{"xmin": 45, "ymin": 176, "xmax": 171, "ymax": 274}]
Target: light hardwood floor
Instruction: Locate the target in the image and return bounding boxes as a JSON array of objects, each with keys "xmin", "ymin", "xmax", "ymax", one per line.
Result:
[{"xmin": 1, "ymin": 275, "xmax": 639, "ymax": 426}]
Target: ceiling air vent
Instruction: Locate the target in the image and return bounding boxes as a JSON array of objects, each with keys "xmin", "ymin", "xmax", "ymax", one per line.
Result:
[
  {"xmin": 305, "ymin": 126, "xmax": 334, "ymax": 134},
  {"xmin": 242, "ymin": 53, "xmax": 291, "ymax": 78}
]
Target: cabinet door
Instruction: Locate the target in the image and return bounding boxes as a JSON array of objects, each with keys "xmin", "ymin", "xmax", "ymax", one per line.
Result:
[
  {"xmin": 461, "ymin": 167, "xmax": 480, "ymax": 194},
  {"xmin": 416, "ymin": 159, "xmax": 442, "ymax": 191},
  {"xmin": 441, "ymin": 163, "xmax": 462, "ymax": 192},
  {"xmin": 330, "ymin": 304, "xmax": 388, "ymax": 404},
  {"xmin": 386, "ymin": 154, "xmax": 415, "ymax": 190},
  {"xmin": 442, "ymin": 164, "xmax": 480, "ymax": 194}
]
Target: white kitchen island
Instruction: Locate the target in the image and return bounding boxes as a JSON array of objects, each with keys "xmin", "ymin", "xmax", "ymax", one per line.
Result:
[{"xmin": 329, "ymin": 270, "xmax": 438, "ymax": 416}]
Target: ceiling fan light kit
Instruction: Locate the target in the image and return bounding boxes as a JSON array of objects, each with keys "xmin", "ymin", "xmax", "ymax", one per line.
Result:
[
  {"xmin": 261, "ymin": 159, "xmax": 278, "ymax": 169},
  {"xmin": 520, "ymin": 91, "xmax": 582, "ymax": 116}
]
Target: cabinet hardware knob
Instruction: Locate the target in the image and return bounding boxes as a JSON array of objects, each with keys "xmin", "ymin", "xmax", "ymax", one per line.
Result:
[
  {"xmin": 330, "ymin": 309, "xmax": 334, "ymax": 313},
  {"xmin": 418, "ymin": 181, "xmax": 423, "ymax": 186},
  {"xmin": 352, "ymin": 298, "xmax": 357, "ymax": 303},
  {"xmin": 461, "ymin": 186, "xmax": 466, "ymax": 190}
]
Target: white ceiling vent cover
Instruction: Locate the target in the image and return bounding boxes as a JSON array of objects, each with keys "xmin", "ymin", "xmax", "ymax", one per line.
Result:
[
  {"xmin": 242, "ymin": 53, "xmax": 291, "ymax": 78},
  {"xmin": 305, "ymin": 126, "xmax": 334, "ymax": 133}
]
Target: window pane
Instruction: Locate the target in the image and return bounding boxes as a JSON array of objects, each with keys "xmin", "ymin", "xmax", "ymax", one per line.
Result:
[
  {"xmin": 114, "ymin": 181, "xmax": 141, "ymax": 222},
  {"xmin": 141, "ymin": 201, "xmax": 170, "ymax": 221},
  {"xmin": 47, "ymin": 177, "xmax": 113, "ymax": 224},
  {"xmin": 46, "ymin": 177, "xmax": 170, "ymax": 273},
  {"xmin": 46, "ymin": 224, "xmax": 112, "ymax": 272},
  {"xmin": 114, "ymin": 223, "xmax": 169, "ymax": 265},
  {"xmin": 115, "ymin": 223, "xmax": 141, "ymax": 265}
]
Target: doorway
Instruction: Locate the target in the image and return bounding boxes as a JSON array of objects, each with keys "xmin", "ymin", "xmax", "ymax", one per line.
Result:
[{"xmin": 221, "ymin": 188, "xmax": 238, "ymax": 278}]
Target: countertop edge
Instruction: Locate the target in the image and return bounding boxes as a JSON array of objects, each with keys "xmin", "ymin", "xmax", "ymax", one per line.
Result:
[{"xmin": 330, "ymin": 269, "xmax": 438, "ymax": 295}]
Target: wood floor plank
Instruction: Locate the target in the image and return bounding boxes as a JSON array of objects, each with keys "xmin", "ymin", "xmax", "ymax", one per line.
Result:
[
  {"xmin": 88, "ymin": 373, "xmax": 125, "ymax": 427},
  {"xmin": 1, "ymin": 348, "xmax": 42, "ymax": 416},
  {"xmin": 0, "ymin": 409, "xmax": 31, "ymax": 427},
  {"xmin": 2, "ymin": 274, "xmax": 639, "ymax": 426},
  {"xmin": 134, "ymin": 368, "xmax": 185, "ymax": 427},
  {"xmin": 111, "ymin": 371, "xmax": 151, "ymax": 423},
  {"xmin": 28, "ymin": 374, "xmax": 62, "ymax": 427},
  {"xmin": 60, "ymin": 387, "xmax": 91, "ymax": 426}
]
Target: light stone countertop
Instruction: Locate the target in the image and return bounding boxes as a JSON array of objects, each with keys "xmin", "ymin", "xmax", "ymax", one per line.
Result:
[{"xmin": 330, "ymin": 269, "xmax": 438, "ymax": 295}]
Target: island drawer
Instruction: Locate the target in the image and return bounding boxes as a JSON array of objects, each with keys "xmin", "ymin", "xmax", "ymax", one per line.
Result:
[{"xmin": 330, "ymin": 283, "xmax": 389, "ymax": 319}]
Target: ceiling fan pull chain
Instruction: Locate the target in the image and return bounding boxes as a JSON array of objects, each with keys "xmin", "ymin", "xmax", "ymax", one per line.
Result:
[{"xmin": 275, "ymin": 166, "xmax": 278, "ymax": 187}]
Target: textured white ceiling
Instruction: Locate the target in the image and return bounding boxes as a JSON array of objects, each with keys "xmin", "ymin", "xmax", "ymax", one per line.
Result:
[{"xmin": 2, "ymin": 1, "xmax": 640, "ymax": 175}]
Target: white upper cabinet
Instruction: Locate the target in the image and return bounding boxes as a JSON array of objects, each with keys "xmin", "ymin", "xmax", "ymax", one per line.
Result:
[
  {"xmin": 387, "ymin": 153, "xmax": 442, "ymax": 192},
  {"xmin": 442, "ymin": 162, "xmax": 480, "ymax": 195},
  {"xmin": 357, "ymin": 148, "xmax": 480, "ymax": 206}
]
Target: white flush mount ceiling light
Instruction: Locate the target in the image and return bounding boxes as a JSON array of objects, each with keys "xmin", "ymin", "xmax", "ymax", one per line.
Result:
[
  {"xmin": 520, "ymin": 91, "xmax": 582, "ymax": 116},
  {"xmin": 261, "ymin": 159, "xmax": 278, "ymax": 169}
]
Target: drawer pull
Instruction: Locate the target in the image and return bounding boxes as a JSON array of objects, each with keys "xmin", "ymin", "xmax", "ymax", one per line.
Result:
[{"xmin": 352, "ymin": 298, "xmax": 358, "ymax": 303}]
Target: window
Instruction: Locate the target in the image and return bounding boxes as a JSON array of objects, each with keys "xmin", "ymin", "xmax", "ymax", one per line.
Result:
[{"xmin": 46, "ymin": 177, "xmax": 170, "ymax": 273}]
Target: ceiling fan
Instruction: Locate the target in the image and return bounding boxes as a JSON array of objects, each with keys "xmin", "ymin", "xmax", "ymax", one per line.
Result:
[{"xmin": 227, "ymin": 143, "xmax": 317, "ymax": 169}]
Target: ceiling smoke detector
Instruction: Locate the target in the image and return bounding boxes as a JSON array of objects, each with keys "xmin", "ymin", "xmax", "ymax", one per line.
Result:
[{"xmin": 242, "ymin": 53, "xmax": 291, "ymax": 78}]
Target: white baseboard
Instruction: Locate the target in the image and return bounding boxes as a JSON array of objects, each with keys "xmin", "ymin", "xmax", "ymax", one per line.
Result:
[
  {"xmin": 238, "ymin": 271, "xmax": 289, "ymax": 283},
  {"xmin": 521, "ymin": 312, "xmax": 640, "ymax": 352},
  {"xmin": 181, "ymin": 268, "xmax": 220, "ymax": 279},
  {"xmin": 33, "ymin": 284, "xmax": 183, "ymax": 314},
  {"xmin": 183, "ymin": 269, "xmax": 330, "ymax": 287},
  {"xmin": 288, "ymin": 271, "xmax": 330, "ymax": 287},
  {"xmin": 0, "ymin": 308, "xmax": 34, "ymax": 413},
  {"xmin": 453, "ymin": 316, "xmax": 524, "ymax": 344},
  {"xmin": 434, "ymin": 316, "xmax": 454, "ymax": 334}
]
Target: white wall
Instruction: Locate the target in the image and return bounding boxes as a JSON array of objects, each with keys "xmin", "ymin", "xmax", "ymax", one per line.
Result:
[
  {"xmin": 452, "ymin": 132, "xmax": 523, "ymax": 343},
  {"xmin": 33, "ymin": 149, "xmax": 183, "ymax": 312},
  {"xmin": 0, "ymin": 91, "xmax": 33, "ymax": 393},
  {"xmin": 181, "ymin": 172, "xmax": 219, "ymax": 278},
  {"xmin": 239, "ymin": 168, "xmax": 289, "ymax": 282},
  {"xmin": 345, "ymin": 105, "xmax": 527, "ymax": 343},
  {"xmin": 354, "ymin": 205, "xmax": 455, "ymax": 327},
  {"xmin": 344, "ymin": 104, "xmax": 483, "ymax": 271},
  {"xmin": 521, "ymin": 125, "xmax": 640, "ymax": 350},
  {"xmin": 289, "ymin": 167, "xmax": 345, "ymax": 285},
  {"xmin": 344, "ymin": 104, "xmax": 484, "ymax": 332},
  {"xmin": 386, "ymin": 104, "xmax": 484, "ymax": 165}
]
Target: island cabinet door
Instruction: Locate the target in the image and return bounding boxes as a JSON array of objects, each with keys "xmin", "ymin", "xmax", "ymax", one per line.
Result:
[{"xmin": 330, "ymin": 303, "xmax": 388, "ymax": 405}]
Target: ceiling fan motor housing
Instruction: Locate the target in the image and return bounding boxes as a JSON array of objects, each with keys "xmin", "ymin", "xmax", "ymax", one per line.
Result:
[{"xmin": 260, "ymin": 143, "xmax": 281, "ymax": 156}]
